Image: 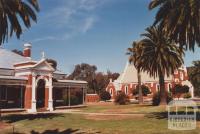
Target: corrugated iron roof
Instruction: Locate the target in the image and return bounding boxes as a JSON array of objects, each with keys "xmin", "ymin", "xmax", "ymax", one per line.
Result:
[{"xmin": 0, "ymin": 48, "xmax": 30, "ymax": 69}]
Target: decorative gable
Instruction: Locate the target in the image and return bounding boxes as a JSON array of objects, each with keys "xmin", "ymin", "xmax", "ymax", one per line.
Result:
[{"xmin": 33, "ymin": 59, "xmax": 55, "ymax": 72}]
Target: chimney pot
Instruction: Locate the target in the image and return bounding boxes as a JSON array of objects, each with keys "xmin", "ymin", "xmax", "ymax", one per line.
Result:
[{"xmin": 23, "ymin": 43, "xmax": 32, "ymax": 58}]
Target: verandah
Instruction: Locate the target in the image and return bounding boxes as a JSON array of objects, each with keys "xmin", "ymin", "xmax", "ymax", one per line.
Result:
[{"xmin": 0, "ymin": 78, "xmax": 26, "ymax": 109}]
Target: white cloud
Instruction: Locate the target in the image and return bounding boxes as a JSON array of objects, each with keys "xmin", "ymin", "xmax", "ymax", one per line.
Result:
[
  {"xmin": 81, "ymin": 17, "xmax": 96, "ymax": 33},
  {"xmin": 32, "ymin": 0, "xmax": 109, "ymax": 42},
  {"xmin": 31, "ymin": 36, "xmax": 57, "ymax": 43},
  {"xmin": 79, "ymin": 0, "xmax": 106, "ymax": 10}
]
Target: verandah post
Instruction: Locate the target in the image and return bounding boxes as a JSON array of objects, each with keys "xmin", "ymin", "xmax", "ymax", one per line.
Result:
[
  {"xmin": 82, "ymin": 87, "xmax": 85, "ymax": 105},
  {"xmin": 20, "ymin": 85, "xmax": 23, "ymax": 108},
  {"xmin": 68, "ymin": 86, "xmax": 71, "ymax": 106}
]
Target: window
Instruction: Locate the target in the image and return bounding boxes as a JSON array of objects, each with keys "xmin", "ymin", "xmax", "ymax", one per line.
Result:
[
  {"xmin": 125, "ymin": 86, "xmax": 128, "ymax": 95},
  {"xmin": 180, "ymin": 72, "xmax": 184, "ymax": 80},
  {"xmin": 0, "ymin": 86, "xmax": 7, "ymax": 100},
  {"xmin": 151, "ymin": 82, "xmax": 153, "ymax": 87},
  {"xmin": 156, "ymin": 84, "xmax": 160, "ymax": 91},
  {"xmin": 110, "ymin": 88, "xmax": 113, "ymax": 96},
  {"xmin": 168, "ymin": 83, "xmax": 172, "ymax": 92}
]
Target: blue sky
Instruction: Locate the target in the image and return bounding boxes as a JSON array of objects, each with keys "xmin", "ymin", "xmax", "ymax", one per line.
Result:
[{"xmin": 3, "ymin": 0, "xmax": 200, "ymax": 74}]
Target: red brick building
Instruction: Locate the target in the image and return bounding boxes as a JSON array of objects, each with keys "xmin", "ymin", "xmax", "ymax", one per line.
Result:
[
  {"xmin": 0, "ymin": 44, "xmax": 87, "ymax": 113},
  {"xmin": 106, "ymin": 63, "xmax": 194, "ymax": 100}
]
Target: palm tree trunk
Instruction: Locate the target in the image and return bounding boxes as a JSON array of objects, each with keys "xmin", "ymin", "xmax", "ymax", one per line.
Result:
[
  {"xmin": 138, "ymin": 70, "xmax": 143, "ymax": 104},
  {"xmin": 159, "ymin": 73, "xmax": 167, "ymax": 105}
]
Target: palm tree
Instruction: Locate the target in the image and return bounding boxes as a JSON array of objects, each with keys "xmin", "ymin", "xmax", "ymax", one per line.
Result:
[
  {"xmin": 137, "ymin": 26, "xmax": 184, "ymax": 105},
  {"xmin": 149, "ymin": 0, "xmax": 200, "ymax": 51},
  {"xmin": 0, "ymin": 0, "xmax": 39, "ymax": 45},
  {"xmin": 127, "ymin": 41, "xmax": 143, "ymax": 104}
]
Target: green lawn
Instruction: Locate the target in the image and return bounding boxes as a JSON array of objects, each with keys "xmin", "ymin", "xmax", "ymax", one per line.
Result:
[
  {"xmin": 1, "ymin": 103, "xmax": 200, "ymax": 134},
  {"xmin": 79, "ymin": 103, "xmax": 166, "ymax": 114}
]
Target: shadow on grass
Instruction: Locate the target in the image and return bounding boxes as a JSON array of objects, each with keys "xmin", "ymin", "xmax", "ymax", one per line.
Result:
[
  {"xmin": 146, "ymin": 111, "xmax": 200, "ymax": 121},
  {"xmin": 30, "ymin": 128, "xmax": 101, "ymax": 134},
  {"xmin": 2, "ymin": 113, "xmax": 64, "ymax": 123},
  {"xmin": 30, "ymin": 128, "xmax": 79, "ymax": 134}
]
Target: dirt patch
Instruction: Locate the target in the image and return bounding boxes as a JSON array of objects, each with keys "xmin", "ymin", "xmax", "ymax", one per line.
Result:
[
  {"xmin": 84, "ymin": 114, "xmax": 144, "ymax": 121},
  {"xmin": 104, "ymin": 109, "xmax": 133, "ymax": 114},
  {"xmin": 87, "ymin": 101, "xmax": 114, "ymax": 106},
  {"xmin": 0, "ymin": 122, "xmax": 11, "ymax": 129}
]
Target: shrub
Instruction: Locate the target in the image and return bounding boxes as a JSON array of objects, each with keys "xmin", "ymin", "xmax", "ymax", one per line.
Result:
[
  {"xmin": 183, "ymin": 92, "xmax": 191, "ymax": 99},
  {"xmin": 99, "ymin": 91, "xmax": 111, "ymax": 101},
  {"xmin": 173, "ymin": 84, "xmax": 189, "ymax": 94},
  {"xmin": 114, "ymin": 92, "xmax": 130, "ymax": 105},
  {"xmin": 173, "ymin": 84, "xmax": 190, "ymax": 99},
  {"xmin": 152, "ymin": 92, "xmax": 173, "ymax": 106},
  {"xmin": 132, "ymin": 85, "xmax": 151, "ymax": 96}
]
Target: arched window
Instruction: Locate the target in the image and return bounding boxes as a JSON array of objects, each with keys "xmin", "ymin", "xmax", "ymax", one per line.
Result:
[
  {"xmin": 168, "ymin": 83, "xmax": 172, "ymax": 92},
  {"xmin": 125, "ymin": 85, "xmax": 128, "ymax": 95},
  {"xmin": 110, "ymin": 88, "xmax": 113, "ymax": 96}
]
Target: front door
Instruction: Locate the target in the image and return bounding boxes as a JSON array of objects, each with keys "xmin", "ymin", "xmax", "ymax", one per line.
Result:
[{"xmin": 36, "ymin": 79, "xmax": 45, "ymax": 108}]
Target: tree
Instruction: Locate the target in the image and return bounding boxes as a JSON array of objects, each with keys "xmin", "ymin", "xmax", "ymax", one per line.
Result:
[
  {"xmin": 0, "ymin": 0, "xmax": 39, "ymax": 45},
  {"xmin": 67, "ymin": 63, "xmax": 97, "ymax": 93},
  {"xmin": 105, "ymin": 70, "xmax": 120, "ymax": 88},
  {"xmin": 12, "ymin": 49, "xmax": 23, "ymax": 56},
  {"xmin": 136, "ymin": 26, "xmax": 184, "ymax": 105},
  {"xmin": 188, "ymin": 60, "xmax": 200, "ymax": 96},
  {"xmin": 127, "ymin": 41, "xmax": 143, "ymax": 104},
  {"xmin": 149, "ymin": 0, "xmax": 200, "ymax": 51},
  {"xmin": 68, "ymin": 64, "xmax": 119, "ymax": 93},
  {"xmin": 132, "ymin": 85, "xmax": 151, "ymax": 96},
  {"xmin": 46, "ymin": 58, "xmax": 57, "ymax": 69}
]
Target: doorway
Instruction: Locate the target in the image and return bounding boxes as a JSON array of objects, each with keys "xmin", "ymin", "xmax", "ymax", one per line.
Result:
[{"xmin": 36, "ymin": 79, "xmax": 45, "ymax": 109}]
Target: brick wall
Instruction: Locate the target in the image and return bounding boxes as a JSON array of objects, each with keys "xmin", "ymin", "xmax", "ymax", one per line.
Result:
[{"xmin": 86, "ymin": 94, "xmax": 99, "ymax": 102}]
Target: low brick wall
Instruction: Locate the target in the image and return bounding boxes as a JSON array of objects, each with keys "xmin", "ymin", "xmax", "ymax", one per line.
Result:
[{"xmin": 86, "ymin": 94, "xmax": 99, "ymax": 103}]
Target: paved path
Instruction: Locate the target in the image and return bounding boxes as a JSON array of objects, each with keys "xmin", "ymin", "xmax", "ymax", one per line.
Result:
[{"xmin": 37, "ymin": 109, "xmax": 146, "ymax": 116}]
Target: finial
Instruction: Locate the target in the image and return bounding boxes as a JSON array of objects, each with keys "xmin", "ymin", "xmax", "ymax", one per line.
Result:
[{"xmin": 41, "ymin": 51, "xmax": 45, "ymax": 59}]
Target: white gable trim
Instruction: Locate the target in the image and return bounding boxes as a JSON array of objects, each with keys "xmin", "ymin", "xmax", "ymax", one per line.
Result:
[{"xmin": 33, "ymin": 59, "xmax": 55, "ymax": 72}]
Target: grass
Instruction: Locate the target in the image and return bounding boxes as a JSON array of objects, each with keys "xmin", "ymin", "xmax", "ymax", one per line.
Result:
[
  {"xmin": 80, "ymin": 103, "xmax": 167, "ymax": 114},
  {"xmin": 1, "ymin": 103, "xmax": 200, "ymax": 134}
]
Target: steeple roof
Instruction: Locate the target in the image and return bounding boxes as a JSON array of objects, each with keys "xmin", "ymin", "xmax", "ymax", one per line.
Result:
[{"xmin": 116, "ymin": 63, "xmax": 172, "ymax": 83}]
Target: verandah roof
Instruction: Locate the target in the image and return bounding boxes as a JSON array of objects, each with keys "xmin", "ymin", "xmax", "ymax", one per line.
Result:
[
  {"xmin": 53, "ymin": 80, "xmax": 87, "ymax": 88},
  {"xmin": 0, "ymin": 76, "xmax": 27, "ymax": 86}
]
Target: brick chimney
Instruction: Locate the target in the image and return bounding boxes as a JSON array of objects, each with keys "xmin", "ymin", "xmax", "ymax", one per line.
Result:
[{"xmin": 23, "ymin": 43, "xmax": 32, "ymax": 58}]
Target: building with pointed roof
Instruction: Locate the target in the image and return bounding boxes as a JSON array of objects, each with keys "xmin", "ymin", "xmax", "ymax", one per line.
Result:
[
  {"xmin": 106, "ymin": 62, "xmax": 194, "ymax": 100},
  {"xmin": 0, "ymin": 44, "xmax": 87, "ymax": 113}
]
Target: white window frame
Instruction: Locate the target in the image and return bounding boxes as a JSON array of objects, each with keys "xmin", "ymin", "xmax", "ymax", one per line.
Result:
[
  {"xmin": 125, "ymin": 85, "xmax": 128, "ymax": 95},
  {"xmin": 110, "ymin": 88, "xmax": 113, "ymax": 96},
  {"xmin": 180, "ymin": 72, "xmax": 184, "ymax": 80},
  {"xmin": 156, "ymin": 84, "xmax": 160, "ymax": 91}
]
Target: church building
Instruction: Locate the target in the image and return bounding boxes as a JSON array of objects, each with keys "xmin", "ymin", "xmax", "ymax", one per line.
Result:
[
  {"xmin": 0, "ymin": 44, "xmax": 87, "ymax": 113},
  {"xmin": 106, "ymin": 63, "xmax": 194, "ymax": 100}
]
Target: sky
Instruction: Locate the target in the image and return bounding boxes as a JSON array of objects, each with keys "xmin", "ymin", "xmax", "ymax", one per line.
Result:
[{"xmin": 3, "ymin": 0, "xmax": 200, "ymax": 74}]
